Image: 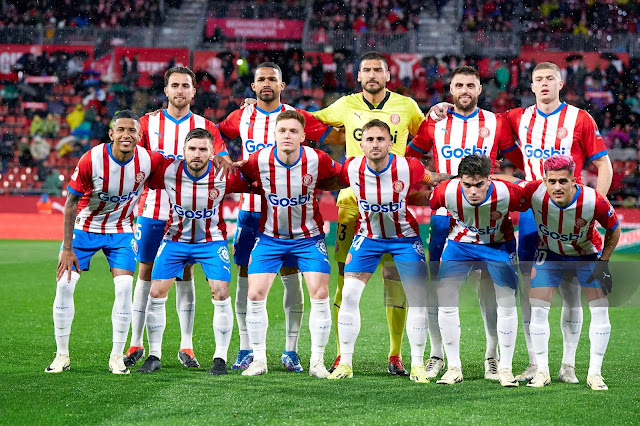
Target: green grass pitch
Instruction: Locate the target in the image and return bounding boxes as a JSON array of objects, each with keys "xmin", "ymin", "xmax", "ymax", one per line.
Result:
[{"xmin": 0, "ymin": 240, "xmax": 639, "ymax": 425}]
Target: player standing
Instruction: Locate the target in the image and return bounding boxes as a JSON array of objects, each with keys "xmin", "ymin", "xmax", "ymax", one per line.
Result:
[
  {"xmin": 327, "ymin": 120, "xmax": 451, "ymax": 382},
  {"xmin": 313, "ymin": 51, "xmax": 426, "ymax": 375},
  {"xmin": 46, "ymin": 110, "xmax": 159, "ymax": 375},
  {"xmin": 428, "ymin": 154, "xmax": 526, "ymax": 387},
  {"xmin": 237, "ymin": 111, "xmax": 340, "ymax": 377},
  {"xmin": 217, "ymin": 62, "xmax": 340, "ymax": 372},
  {"xmin": 406, "ymin": 65, "xmax": 524, "ymax": 380},
  {"xmin": 503, "ymin": 62, "xmax": 612, "ymax": 382},
  {"xmin": 135, "ymin": 129, "xmax": 245, "ymax": 374},
  {"xmin": 518, "ymin": 155, "xmax": 619, "ymax": 390},
  {"xmin": 125, "ymin": 66, "xmax": 230, "ymax": 369}
]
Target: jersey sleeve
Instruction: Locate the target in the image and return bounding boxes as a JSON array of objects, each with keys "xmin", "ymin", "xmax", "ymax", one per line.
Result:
[
  {"xmin": 338, "ymin": 157, "xmax": 353, "ymax": 187},
  {"xmin": 146, "ymin": 156, "xmax": 173, "ymax": 190},
  {"xmin": 428, "ymin": 179, "xmax": 450, "ymax": 210},
  {"xmin": 216, "ymin": 109, "xmax": 242, "ymax": 140},
  {"xmin": 502, "ymin": 180, "xmax": 527, "ymax": 211},
  {"xmin": 238, "ymin": 153, "xmax": 261, "ymax": 185},
  {"xmin": 312, "ymin": 98, "xmax": 346, "ymax": 127},
  {"xmin": 298, "ymin": 109, "xmax": 332, "ymax": 143},
  {"xmin": 501, "ymin": 108, "xmax": 525, "ymax": 134},
  {"xmin": 204, "ymin": 119, "xmax": 228, "ymax": 156},
  {"xmin": 577, "ymin": 110, "xmax": 608, "ymax": 161},
  {"xmin": 406, "ymin": 118, "xmax": 434, "ymax": 158},
  {"xmin": 317, "ymin": 151, "xmax": 341, "ymax": 181},
  {"xmin": 594, "ymin": 191, "xmax": 619, "ymax": 230},
  {"xmin": 496, "ymin": 115, "xmax": 525, "ymax": 171},
  {"xmin": 407, "ymin": 97, "xmax": 425, "ymax": 136},
  {"xmin": 67, "ymin": 152, "xmax": 93, "ymax": 196},
  {"xmin": 226, "ymin": 169, "xmax": 251, "ymax": 193},
  {"xmin": 139, "ymin": 115, "xmax": 151, "ymax": 151},
  {"xmin": 407, "ymin": 157, "xmax": 427, "ymax": 185}
]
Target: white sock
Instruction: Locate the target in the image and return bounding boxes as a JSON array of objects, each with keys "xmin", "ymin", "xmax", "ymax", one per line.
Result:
[
  {"xmin": 529, "ymin": 299, "xmax": 551, "ymax": 375},
  {"xmin": 281, "ymin": 273, "xmax": 304, "ymax": 352},
  {"xmin": 495, "ymin": 285, "xmax": 517, "ymax": 371},
  {"xmin": 427, "ymin": 281, "xmax": 444, "ymax": 359},
  {"xmin": 176, "ymin": 279, "xmax": 195, "ymax": 350},
  {"xmin": 439, "ymin": 306, "xmax": 461, "ymax": 369},
  {"xmin": 309, "ymin": 297, "xmax": 331, "ymax": 363},
  {"xmin": 477, "ymin": 275, "xmax": 499, "ymax": 360},
  {"xmin": 146, "ymin": 296, "xmax": 168, "ymax": 359},
  {"xmin": 130, "ymin": 278, "xmax": 151, "ymax": 348},
  {"xmin": 520, "ymin": 276, "xmax": 536, "ymax": 365},
  {"xmin": 337, "ymin": 278, "xmax": 366, "ymax": 368},
  {"xmin": 246, "ymin": 299, "xmax": 268, "ymax": 363},
  {"xmin": 212, "ymin": 297, "xmax": 233, "ymax": 362},
  {"xmin": 588, "ymin": 299, "xmax": 611, "ymax": 377},
  {"xmin": 559, "ymin": 280, "xmax": 583, "ymax": 366},
  {"xmin": 111, "ymin": 275, "xmax": 133, "ymax": 356},
  {"xmin": 53, "ymin": 271, "xmax": 80, "ymax": 355},
  {"xmin": 406, "ymin": 306, "xmax": 427, "ymax": 367},
  {"xmin": 235, "ymin": 275, "xmax": 250, "ymax": 351}
]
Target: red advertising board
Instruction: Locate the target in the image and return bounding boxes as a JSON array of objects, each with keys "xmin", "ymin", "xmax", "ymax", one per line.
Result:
[
  {"xmin": 113, "ymin": 47, "xmax": 190, "ymax": 87},
  {"xmin": 0, "ymin": 44, "xmax": 94, "ymax": 81},
  {"xmin": 206, "ymin": 18, "xmax": 305, "ymax": 40},
  {"xmin": 517, "ymin": 51, "xmax": 629, "ymax": 70}
]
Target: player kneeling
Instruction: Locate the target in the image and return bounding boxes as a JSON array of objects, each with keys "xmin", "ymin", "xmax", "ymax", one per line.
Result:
[
  {"xmin": 237, "ymin": 110, "xmax": 340, "ymax": 378},
  {"xmin": 136, "ymin": 129, "xmax": 245, "ymax": 375},
  {"xmin": 430, "ymin": 154, "xmax": 526, "ymax": 387},
  {"xmin": 327, "ymin": 120, "xmax": 451, "ymax": 382},
  {"xmin": 517, "ymin": 155, "xmax": 619, "ymax": 390}
]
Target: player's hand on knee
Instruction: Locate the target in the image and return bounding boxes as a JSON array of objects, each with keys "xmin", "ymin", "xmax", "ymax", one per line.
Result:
[
  {"xmin": 57, "ymin": 250, "xmax": 80, "ymax": 281},
  {"xmin": 586, "ymin": 259, "xmax": 612, "ymax": 295}
]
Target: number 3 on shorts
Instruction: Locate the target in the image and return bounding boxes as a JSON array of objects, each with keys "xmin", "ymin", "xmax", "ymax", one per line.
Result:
[{"xmin": 351, "ymin": 235, "xmax": 364, "ymax": 251}]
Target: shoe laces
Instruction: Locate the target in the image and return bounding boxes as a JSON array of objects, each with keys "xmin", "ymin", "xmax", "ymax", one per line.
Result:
[
  {"xmin": 487, "ymin": 360, "xmax": 498, "ymax": 375},
  {"xmin": 426, "ymin": 357, "xmax": 438, "ymax": 370}
]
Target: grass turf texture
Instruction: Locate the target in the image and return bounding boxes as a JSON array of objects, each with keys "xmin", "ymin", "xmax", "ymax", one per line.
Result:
[{"xmin": 0, "ymin": 240, "xmax": 639, "ymax": 425}]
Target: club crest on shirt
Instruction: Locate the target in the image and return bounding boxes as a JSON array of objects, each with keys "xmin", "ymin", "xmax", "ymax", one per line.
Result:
[
  {"xmin": 575, "ymin": 217, "xmax": 587, "ymax": 227},
  {"xmin": 209, "ymin": 188, "xmax": 220, "ymax": 200},
  {"xmin": 217, "ymin": 246, "xmax": 230, "ymax": 263},
  {"xmin": 393, "ymin": 180, "xmax": 405, "ymax": 193},
  {"xmin": 557, "ymin": 127, "xmax": 568, "ymax": 139},
  {"xmin": 135, "ymin": 171, "xmax": 146, "ymax": 183},
  {"xmin": 302, "ymin": 174, "xmax": 313, "ymax": 186},
  {"xmin": 489, "ymin": 211, "xmax": 503, "ymax": 220},
  {"xmin": 479, "ymin": 126, "xmax": 491, "ymax": 138},
  {"xmin": 390, "ymin": 114, "xmax": 401, "ymax": 125}
]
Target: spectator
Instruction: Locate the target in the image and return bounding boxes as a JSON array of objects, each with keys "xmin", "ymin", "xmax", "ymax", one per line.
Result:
[
  {"xmin": 41, "ymin": 113, "xmax": 60, "ymax": 138},
  {"xmin": 0, "ymin": 136, "xmax": 15, "ymax": 172},
  {"xmin": 66, "ymin": 104, "xmax": 85, "ymax": 130},
  {"xmin": 41, "ymin": 169, "xmax": 62, "ymax": 196},
  {"xmin": 17, "ymin": 137, "xmax": 34, "ymax": 167},
  {"xmin": 29, "ymin": 115, "xmax": 44, "ymax": 136}
]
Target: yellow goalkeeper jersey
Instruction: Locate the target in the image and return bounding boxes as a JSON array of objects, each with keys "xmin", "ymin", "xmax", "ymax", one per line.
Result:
[{"xmin": 313, "ymin": 90, "xmax": 424, "ymax": 159}]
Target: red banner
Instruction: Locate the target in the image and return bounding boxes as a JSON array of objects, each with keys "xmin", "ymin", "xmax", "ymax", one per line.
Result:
[
  {"xmin": 206, "ymin": 18, "xmax": 304, "ymax": 40},
  {"xmin": 113, "ymin": 47, "xmax": 190, "ymax": 87},
  {"xmin": 192, "ymin": 50, "xmax": 236, "ymax": 87},
  {"xmin": 517, "ymin": 51, "xmax": 629, "ymax": 70},
  {"xmin": 0, "ymin": 44, "xmax": 94, "ymax": 81}
]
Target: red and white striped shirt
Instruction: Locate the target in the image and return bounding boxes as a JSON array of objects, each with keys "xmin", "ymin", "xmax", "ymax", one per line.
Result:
[
  {"xmin": 68, "ymin": 144, "xmax": 159, "ymax": 234},
  {"xmin": 217, "ymin": 104, "xmax": 332, "ymax": 212},
  {"xmin": 339, "ymin": 154, "xmax": 426, "ymax": 239},
  {"xmin": 137, "ymin": 110, "xmax": 228, "ymax": 221},
  {"xmin": 407, "ymin": 108, "xmax": 522, "ymax": 215},
  {"xmin": 146, "ymin": 159, "xmax": 248, "ymax": 243},
  {"xmin": 504, "ymin": 103, "xmax": 607, "ymax": 181},
  {"xmin": 429, "ymin": 178, "xmax": 526, "ymax": 244},
  {"xmin": 522, "ymin": 181, "xmax": 619, "ymax": 256},
  {"xmin": 240, "ymin": 146, "xmax": 340, "ymax": 240}
]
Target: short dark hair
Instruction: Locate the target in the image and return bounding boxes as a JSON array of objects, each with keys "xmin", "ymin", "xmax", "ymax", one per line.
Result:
[
  {"xmin": 458, "ymin": 154, "xmax": 492, "ymax": 178},
  {"xmin": 111, "ymin": 110, "xmax": 139, "ymax": 128},
  {"xmin": 451, "ymin": 65, "xmax": 480, "ymax": 81},
  {"xmin": 275, "ymin": 110, "xmax": 305, "ymax": 128},
  {"xmin": 256, "ymin": 62, "xmax": 283, "ymax": 78},
  {"xmin": 359, "ymin": 51, "xmax": 388, "ymax": 70},
  {"xmin": 185, "ymin": 128, "xmax": 214, "ymax": 146},
  {"xmin": 362, "ymin": 119, "xmax": 391, "ymax": 137},
  {"xmin": 164, "ymin": 66, "xmax": 196, "ymax": 87}
]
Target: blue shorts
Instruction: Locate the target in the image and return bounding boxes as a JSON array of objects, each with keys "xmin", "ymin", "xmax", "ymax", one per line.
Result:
[
  {"xmin": 152, "ymin": 239, "xmax": 231, "ymax": 282},
  {"xmin": 531, "ymin": 248, "xmax": 600, "ymax": 288},
  {"xmin": 517, "ymin": 208, "xmax": 539, "ymax": 268},
  {"xmin": 248, "ymin": 233, "xmax": 330, "ymax": 274},
  {"xmin": 345, "ymin": 235, "xmax": 427, "ymax": 276},
  {"xmin": 440, "ymin": 239, "xmax": 518, "ymax": 289},
  {"xmin": 134, "ymin": 216, "xmax": 167, "ymax": 263},
  {"xmin": 62, "ymin": 229, "xmax": 136, "ymax": 272},
  {"xmin": 428, "ymin": 214, "xmax": 452, "ymax": 278},
  {"xmin": 233, "ymin": 210, "xmax": 297, "ymax": 268}
]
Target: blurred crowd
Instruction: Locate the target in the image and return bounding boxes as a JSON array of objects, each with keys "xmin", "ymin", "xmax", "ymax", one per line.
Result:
[{"xmin": 311, "ymin": 0, "xmax": 422, "ymax": 34}]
